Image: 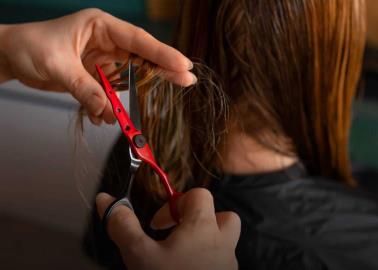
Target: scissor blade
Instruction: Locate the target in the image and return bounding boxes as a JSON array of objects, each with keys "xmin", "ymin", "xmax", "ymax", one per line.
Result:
[{"xmin": 128, "ymin": 61, "xmax": 142, "ymax": 131}]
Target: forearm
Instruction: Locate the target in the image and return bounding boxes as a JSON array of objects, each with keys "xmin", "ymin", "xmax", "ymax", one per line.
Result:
[{"xmin": 0, "ymin": 24, "xmax": 14, "ymax": 83}]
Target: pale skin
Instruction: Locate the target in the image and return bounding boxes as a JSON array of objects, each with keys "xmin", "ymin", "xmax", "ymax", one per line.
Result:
[
  {"xmin": 0, "ymin": 8, "xmax": 296, "ymax": 269},
  {"xmin": 0, "ymin": 8, "xmax": 196, "ymax": 125},
  {"xmin": 97, "ymin": 189, "xmax": 241, "ymax": 270},
  {"xmin": 221, "ymin": 131, "xmax": 297, "ymax": 175}
]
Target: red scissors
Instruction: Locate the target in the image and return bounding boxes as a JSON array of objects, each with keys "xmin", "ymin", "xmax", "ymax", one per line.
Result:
[{"xmin": 96, "ymin": 61, "xmax": 182, "ymax": 226}]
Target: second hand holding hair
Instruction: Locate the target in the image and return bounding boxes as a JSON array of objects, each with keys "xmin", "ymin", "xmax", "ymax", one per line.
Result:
[{"xmin": 96, "ymin": 188, "xmax": 241, "ymax": 270}]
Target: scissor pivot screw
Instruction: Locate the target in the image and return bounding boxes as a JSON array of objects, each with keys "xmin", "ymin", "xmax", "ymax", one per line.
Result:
[{"xmin": 133, "ymin": 134, "xmax": 146, "ymax": 148}]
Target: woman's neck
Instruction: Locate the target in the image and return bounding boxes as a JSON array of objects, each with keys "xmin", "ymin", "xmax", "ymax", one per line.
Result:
[{"xmin": 221, "ymin": 131, "xmax": 297, "ymax": 175}]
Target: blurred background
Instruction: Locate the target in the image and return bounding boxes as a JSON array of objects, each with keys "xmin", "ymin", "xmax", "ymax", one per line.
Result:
[{"xmin": 0, "ymin": 0, "xmax": 376, "ymax": 269}]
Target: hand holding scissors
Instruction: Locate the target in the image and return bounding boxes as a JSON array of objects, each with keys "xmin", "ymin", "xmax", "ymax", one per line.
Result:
[
  {"xmin": 96, "ymin": 189, "xmax": 241, "ymax": 270},
  {"xmin": 96, "ymin": 61, "xmax": 182, "ymax": 223}
]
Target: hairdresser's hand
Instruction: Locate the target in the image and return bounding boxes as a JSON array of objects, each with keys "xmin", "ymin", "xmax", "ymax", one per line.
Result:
[
  {"xmin": 96, "ymin": 188, "xmax": 240, "ymax": 270},
  {"xmin": 0, "ymin": 9, "xmax": 195, "ymax": 125}
]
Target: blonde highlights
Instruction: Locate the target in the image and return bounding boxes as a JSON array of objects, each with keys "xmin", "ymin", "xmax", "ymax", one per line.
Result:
[
  {"xmin": 79, "ymin": 0, "xmax": 367, "ymax": 203},
  {"xmin": 174, "ymin": 0, "xmax": 366, "ymax": 186},
  {"xmin": 78, "ymin": 57, "xmax": 229, "ymax": 201}
]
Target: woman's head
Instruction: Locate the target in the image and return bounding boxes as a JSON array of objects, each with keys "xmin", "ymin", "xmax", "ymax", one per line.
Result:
[
  {"xmin": 96, "ymin": 0, "xmax": 366, "ymax": 201},
  {"xmin": 170, "ymin": 0, "xmax": 366, "ymax": 185}
]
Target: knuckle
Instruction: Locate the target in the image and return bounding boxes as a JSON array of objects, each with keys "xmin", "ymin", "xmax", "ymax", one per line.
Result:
[
  {"xmin": 189, "ymin": 188, "xmax": 213, "ymax": 202},
  {"xmin": 109, "ymin": 207, "xmax": 130, "ymax": 228},
  {"xmin": 69, "ymin": 76, "xmax": 88, "ymax": 98},
  {"xmin": 80, "ymin": 8, "xmax": 109, "ymax": 29},
  {"xmin": 134, "ymin": 26, "xmax": 147, "ymax": 37},
  {"xmin": 87, "ymin": 13, "xmax": 107, "ymax": 32},
  {"xmin": 187, "ymin": 209, "xmax": 214, "ymax": 227},
  {"xmin": 80, "ymin": 8, "xmax": 104, "ymax": 18},
  {"xmin": 42, "ymin": 54, "xmax": 57, "ymax": 74},
  {"xmin": 130, "ymin": 27, "xmax": 148, "ymax": 45}
]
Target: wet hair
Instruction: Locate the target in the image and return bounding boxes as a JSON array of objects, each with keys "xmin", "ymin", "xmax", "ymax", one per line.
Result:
[
  {"xmin": 78, "ymin": 56, "xmax": 229, "ymax": 201},
  {"xmin": 80, "ymin": 0, "xmax": 366, "ymax": 202},
  {"xmin": 171, "ymin": 0, "xmax": 366, "ymax": 187}
]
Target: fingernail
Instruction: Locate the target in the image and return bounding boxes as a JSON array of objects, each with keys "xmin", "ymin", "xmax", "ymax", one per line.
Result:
[
  {"xmin": 87, "ymin": 96, "xmax": 104, "ymax": 116},
  {"xmin": 187, "ymin": 60, "xmax": 194, "ymax": 70}
]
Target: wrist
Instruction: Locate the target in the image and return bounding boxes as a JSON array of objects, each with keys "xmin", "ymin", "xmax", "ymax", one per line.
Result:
[{"xmin": 0, "ymin": 24, "xmax": 14, "ymax": 83}]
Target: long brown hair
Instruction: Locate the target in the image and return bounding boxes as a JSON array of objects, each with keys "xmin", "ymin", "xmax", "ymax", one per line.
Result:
[
  {"xmin": 82, "ymin": 0, "xmax": 366, "ymax": 202},
  {"xmin": 160, "ymin": 0, "xmax": 366, "ymax": 189}
]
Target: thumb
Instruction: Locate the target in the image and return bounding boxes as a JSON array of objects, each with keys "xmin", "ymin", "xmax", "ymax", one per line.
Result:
[{"xmin": 96, "ymin": 193, "xmax": 155, "ymax": 253}]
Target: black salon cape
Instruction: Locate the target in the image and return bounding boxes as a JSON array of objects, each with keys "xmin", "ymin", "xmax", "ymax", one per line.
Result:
[{"xmin": 83, "ymin": 137, "xmax": 378, "ymax": 270}]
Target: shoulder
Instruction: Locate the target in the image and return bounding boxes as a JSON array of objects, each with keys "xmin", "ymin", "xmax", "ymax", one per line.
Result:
[
  {"xmin": 236, "ymin": 219, "xmax": 327, "ymax": 270},
  {"xmin": 211, "ymin": 173, "xmax": 378, "ymax": 269},
  {"xmin": 270, "ymin": 177, "xmax": 378, "ymax": 269},
  {"xmin": 268, "ymin": 176, "xmax": 378, "ymax": 237}
]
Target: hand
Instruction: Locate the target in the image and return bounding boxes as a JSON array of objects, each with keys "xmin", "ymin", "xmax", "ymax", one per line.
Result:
[
  {"xmin": 96, "ymin": 188, "xmax": 241, "ymax": 270},
  {"xmin": 0, "ymin": 8, "xmax": 196, "ymax": 125}
]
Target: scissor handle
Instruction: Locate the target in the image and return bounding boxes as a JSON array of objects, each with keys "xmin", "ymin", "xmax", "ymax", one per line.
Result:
[{"xmin": 95, "ymin": 64, "xmax": 182, "ymax": 223}]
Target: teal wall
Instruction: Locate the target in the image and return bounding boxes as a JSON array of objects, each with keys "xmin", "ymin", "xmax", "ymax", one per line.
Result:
[
  {"xmin": 0, "ymin": 0, "xmax": 173, "ymax": 42},
  {"xmin": 351, "ymin": 101, "xmax": 378, "ymax": 168},
  {"xmin": 0, "ymin": 0, "xmax": 145, "ymax": 23}
]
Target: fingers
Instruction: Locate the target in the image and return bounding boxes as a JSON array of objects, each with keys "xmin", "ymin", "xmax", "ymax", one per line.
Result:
[
  {"xmin": 159, "ymin": 70, "xmax": 197, "ymax": 88},
  {"xmin": 57, "ymin": 62, "xmax": 115, "ymax": 125},
  {"xmin": 180, "ymin": 188, "xmax": 217, "ymax": 223},
  {"xmin": 151, "ymin": 188, "xmax": 217, "ymax": 229},
  {"xmin": 102, "ymin": 13, "xmax": 197, "ymax": 86},
  {"xmin": 60, "ymin": 62, "xmax": 106, "ymax": 116},
  {"xmin": 150, "ymin": 189, "xmax": 241, "ymax": 250},
  {"xmin": 216, "ymin": 212, "xmax": 241, "ymax": 249},
  {"xmin": 96, "ymin": 193, "xmax": 155, "ymax": 253},
  {"xmin": 102, "ymin": 99, "xmax": 117, "ymax": 124},
  {"xmin": 104, "ymin": 15, "xmax": 192, "ymax": 73}
]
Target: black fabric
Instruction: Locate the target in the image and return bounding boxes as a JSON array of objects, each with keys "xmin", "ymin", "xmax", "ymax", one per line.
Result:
[
  {"xmin": 210, "ymin": 164, "xmax": 378, "ymax": 270},
  {"xmin": 84, "ymin": 137, "xmax": 378, "ymax": 270}
]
